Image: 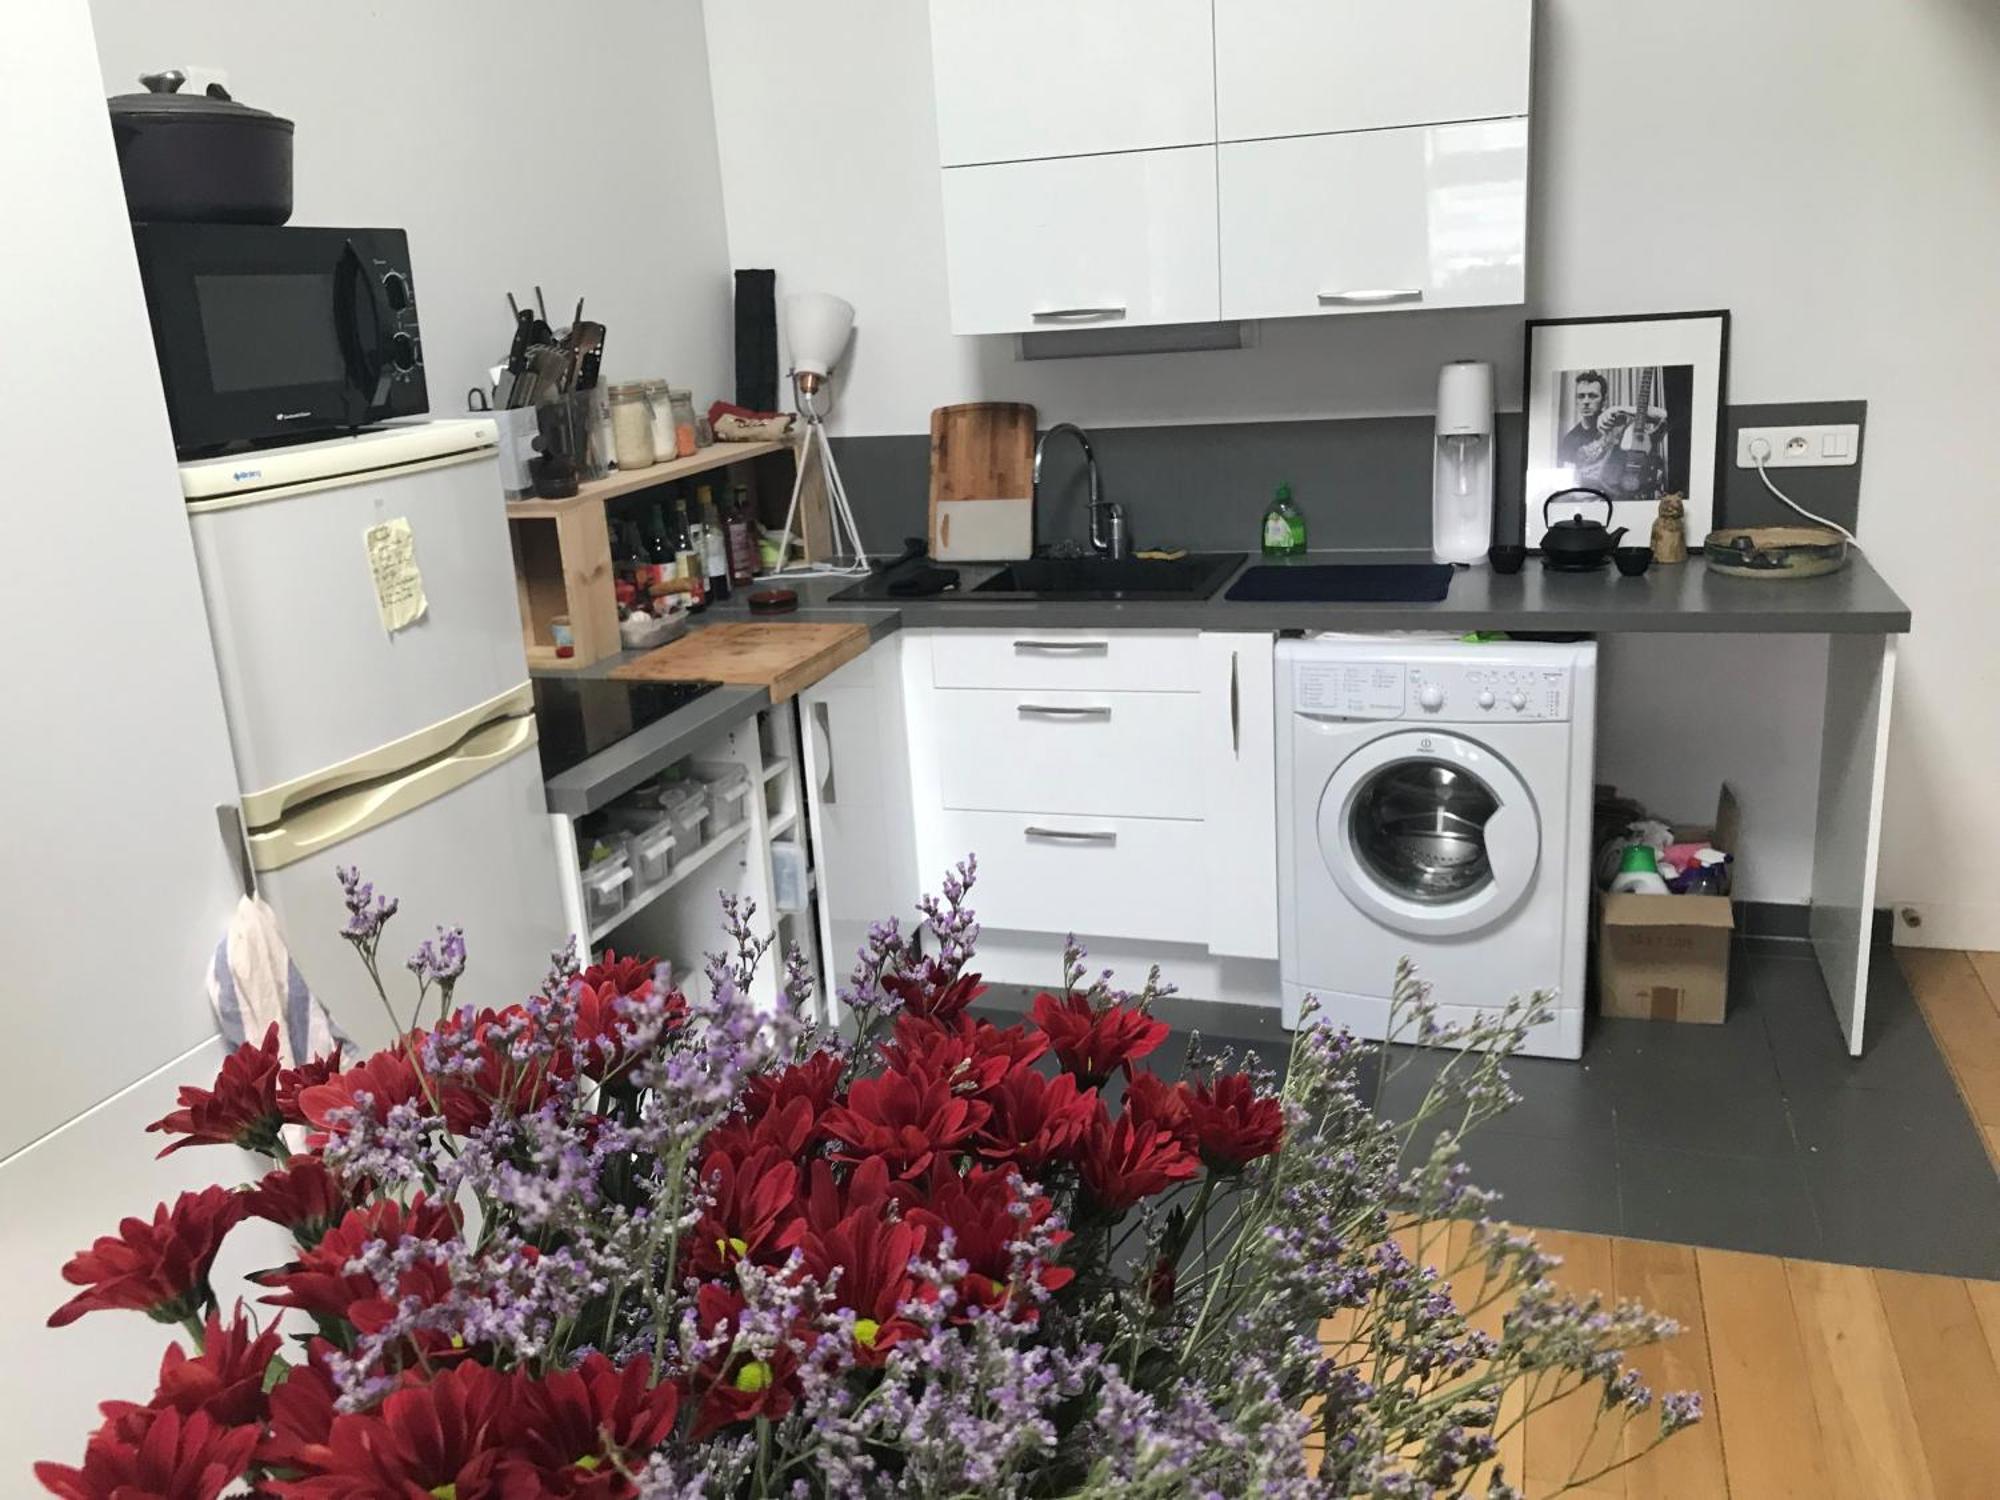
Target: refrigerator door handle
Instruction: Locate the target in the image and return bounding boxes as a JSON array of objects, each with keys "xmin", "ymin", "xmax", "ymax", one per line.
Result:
[{"xmin": 247, "ymin": 713, "xmax": 539, "ymax": 874}]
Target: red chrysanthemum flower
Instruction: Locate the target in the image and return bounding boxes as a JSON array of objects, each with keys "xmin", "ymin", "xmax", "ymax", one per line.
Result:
[
  {"xmin": 261, "ymin": 1359, "xmax": 514, "ymax": 1498},
  {"xmin": 245, "ymin": 1156, "xmax": 362, "ymax": 1249},
  {"xmin": 424, "ymin": 1005, "xmax": 572, "ymax": 1134},
  {"xmin": 576, "ymin": 948, "xmax": 658, "ymax": 997},
  {"xmin": 1186, "ymin": 1073, "xmax": 1286, "ymax": 1172},
  {"xmin": 701, "ymin": 1092, "xmax": 820, "ymax": 1166},
  {"xmin": 796, "ymin": 1207, "xmax": 927, "ymax": 1365},
  {"xmin": 1030, "ymin": 991, "xmax": 1170, "ymax": 1089},
  {"xmin": 49, "ymin": 1186, "xmax": 247, "ymax": 1329},
  {"xmin": 820, "ymin": 1069, "xmax": 991, "ymax": 1178},
  {"xmin": 1122, "ymin": 1069, "xmax": 1197, "ymax": 1151},
  {"xmin": 274, "ymin": 1049, "xmax": 346, "ymax": 1127},
  {"xmin": 881, "ymin": 967, "xmax": 987, "ymax": 1023},
  {"xmin": 146, "ymin": 1024, "xmax": 286, "ymax": 1158},
  {"xmin": 975, "ymin": 1065, "xmax": 1098, "ymax": 1171},
  {"xmin": 687, "ymin": 1284, "xmax": 801, "ymax": 1441},
  {"xmin": 910, "ymin": 1166, "xmax": 1072, "ymax": 1316},
  {"xmin": 686, "ymin": 1145, "xmax": 799, "ymax": 1279},
  {"xmin": 257, "ymin": 1195, "xmax": 459, "ymax": 1340},
  {"xmin": 256, "ymin": 1347, "xmax": 341, "ymax": 1475},
  {"xmin": 110, "ymin": 1305, "xmax": 282, "ymax": 1432},
  {"xmin": 1076, "ymin": 1110, "xmax": 1199, "ymax": 1215},
  {"xmin": 780, "ymin": 1157, "xmax": 909, "ymax": 1251},
  {"xmin": 740, "ymin": 1049, "xmax": 844, "ymax": 1121},
  {"xmin": 878, "ymin": 1012, "xmax": 1045, "ymax": 1096},
  {"xmin": 295, "ymin": 1047, "xmax": 432, "ymax": 1141},
  {"xmin": 502, "ymin": 1353, "xmax": 681, "ymax": 1497},
  {"xmin": 35, "ymin": 1407, "xmax": 258, "ymax": 1500},
  {"xmin": 569, "ymin": 976, "xmax": 682, "ymax": 1083}
]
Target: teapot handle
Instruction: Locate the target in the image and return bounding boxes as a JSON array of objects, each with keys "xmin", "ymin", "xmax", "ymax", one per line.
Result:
[{"xmin": 1543, "ymin": 487, "xmax": 1613, "ymax": 528}]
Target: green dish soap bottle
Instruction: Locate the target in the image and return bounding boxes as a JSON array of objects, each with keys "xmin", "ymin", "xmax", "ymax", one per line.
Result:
[{"xmin": 1262, "ymin": 481, "xmax": 1307, "ymax": 558}]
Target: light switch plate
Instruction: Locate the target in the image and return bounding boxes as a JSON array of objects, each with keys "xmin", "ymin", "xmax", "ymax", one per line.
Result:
[{"xmin": 1735, "ymin": 424, "xmax": 1861, "ymax": 468}]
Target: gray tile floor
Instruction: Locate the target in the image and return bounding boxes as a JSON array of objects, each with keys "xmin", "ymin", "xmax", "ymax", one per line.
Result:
[{"xmin": 976, "ymin": 940, "xmax": 2000, "ymax": 1279}]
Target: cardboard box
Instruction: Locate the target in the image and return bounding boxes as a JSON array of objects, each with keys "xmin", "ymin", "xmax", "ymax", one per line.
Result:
[{"xmin": 1595, "ymin": 787, "xmax": 1739, "ymax": 1024}]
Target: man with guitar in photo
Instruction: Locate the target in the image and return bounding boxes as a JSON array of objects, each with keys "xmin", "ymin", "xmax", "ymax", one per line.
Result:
[{"xmin": 1558, "ymin": 368, "xmax": 1670, "ymax": 502}]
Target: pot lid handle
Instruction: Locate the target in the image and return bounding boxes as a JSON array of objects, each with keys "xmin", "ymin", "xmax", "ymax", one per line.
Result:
[
  {"xmin": 138, "ymin": 69, "xmax": 186, "ymax": 94},
  {"xmin": 1542, "ymin": 487, "xmax": 1613, "ymax": 528}
]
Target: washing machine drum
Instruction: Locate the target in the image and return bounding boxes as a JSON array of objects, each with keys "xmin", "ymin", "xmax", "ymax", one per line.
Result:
[{"xmin": 1317, "ymin": 731, "xmax": 1541, "ymax": 938}]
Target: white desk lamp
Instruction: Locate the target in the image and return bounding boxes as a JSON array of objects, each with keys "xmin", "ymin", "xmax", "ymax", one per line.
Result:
[{"xmin": 772, "ymin": 292, "xmax": 869, "ymax": 574}]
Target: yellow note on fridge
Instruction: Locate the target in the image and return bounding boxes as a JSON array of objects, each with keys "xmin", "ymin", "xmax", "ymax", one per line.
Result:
[{"xmin": 364, "ymin": 517, "xmax": 428, "ymax": 633}]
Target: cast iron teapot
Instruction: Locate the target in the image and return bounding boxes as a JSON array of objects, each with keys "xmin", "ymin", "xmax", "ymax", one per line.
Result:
[{"xmin": 1538, "ymin": 488, "xmax": 1626, "ymax": 571}]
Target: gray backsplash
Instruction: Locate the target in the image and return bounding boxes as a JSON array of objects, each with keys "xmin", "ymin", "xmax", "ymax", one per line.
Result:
[{"xmin": 831, "ymin": 400, "xmax": 1864, "ymax": 555}]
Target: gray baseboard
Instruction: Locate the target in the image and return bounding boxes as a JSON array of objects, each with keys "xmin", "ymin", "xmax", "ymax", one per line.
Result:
[{"xmin": 1737, "ymin": 900, "xmax": 1893, "ymax": 945}]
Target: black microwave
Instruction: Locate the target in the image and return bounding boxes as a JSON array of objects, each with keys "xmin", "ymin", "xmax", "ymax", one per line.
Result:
[{"xmin": 131, "ymin": 223, "xmax": 428, "ymax": 457}]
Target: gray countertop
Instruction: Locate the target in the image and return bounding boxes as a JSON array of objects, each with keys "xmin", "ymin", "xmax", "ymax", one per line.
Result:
[{"xmin": 539, "ymin": 550, "xmax": 1910, "ymax": 815}]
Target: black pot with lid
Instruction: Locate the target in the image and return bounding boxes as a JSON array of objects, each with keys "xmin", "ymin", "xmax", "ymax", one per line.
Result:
[
  {"xmin": 1537, "ymin": 488, "xmax": 1628, "ymax": 572},
  {"xmin": 108, "ymin": 70, "xmax": 294, "ymax": 225}
]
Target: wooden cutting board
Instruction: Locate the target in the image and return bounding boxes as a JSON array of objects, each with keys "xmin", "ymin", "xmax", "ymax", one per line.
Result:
[
  {"xmin": 610, "ymin": 621, "xmax": 870, "ymax": 703},
  {"xmin": 928, "ymin": 402, "xmax": 1036, "ymax": 560}
]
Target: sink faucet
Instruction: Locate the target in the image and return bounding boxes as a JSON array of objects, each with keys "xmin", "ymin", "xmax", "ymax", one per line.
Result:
[{"xmin": 1034, "ymin": 422, "xmax": 1126, "ymax": 559}]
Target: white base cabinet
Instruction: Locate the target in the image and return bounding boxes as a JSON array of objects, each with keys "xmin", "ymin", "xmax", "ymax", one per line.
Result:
[{"xmin": 1199, "ymin": 633, "xmax": 1279, "ymax": 960}]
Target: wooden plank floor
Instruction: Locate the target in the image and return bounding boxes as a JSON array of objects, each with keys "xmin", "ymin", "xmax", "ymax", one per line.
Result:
[
  {"xmin": 1321, "ymin": 1230, "xmax": 2000, "ymax": 1498},
  {"xmin": 1901, "ymin": 948, "xmax": 2000, "ymax": 1168}
]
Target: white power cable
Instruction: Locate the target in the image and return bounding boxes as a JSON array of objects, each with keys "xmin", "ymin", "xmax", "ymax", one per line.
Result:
[{"xmin": 1747, "ymin": 438, "xmax": 1857, "ymax": 544}]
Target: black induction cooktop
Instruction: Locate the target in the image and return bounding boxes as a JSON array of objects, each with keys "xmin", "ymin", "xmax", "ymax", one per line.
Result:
[{"xmin": 532, "ymin": 677, "xmax": 721, "ymax": 781}]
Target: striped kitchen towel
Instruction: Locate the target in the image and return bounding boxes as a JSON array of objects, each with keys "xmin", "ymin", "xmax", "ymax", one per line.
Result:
[{"xmin": 209, "ymin": 895, "xmax": 349, "ymax": 1068}]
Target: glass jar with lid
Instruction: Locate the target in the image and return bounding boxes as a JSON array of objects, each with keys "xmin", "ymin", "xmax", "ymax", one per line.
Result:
[
  {"xmin": 668, "ymin": 388, "xmax": 698, "ymax": 458},
  {"xmin": 641, "ymin": 379, "xmax": 675, "ymax": 462},
  {"xmin": 608, "ymin": 383, "xmax": 657, "ymax": 471}
]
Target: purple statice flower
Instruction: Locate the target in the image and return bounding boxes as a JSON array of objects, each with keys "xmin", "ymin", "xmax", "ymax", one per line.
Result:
[
  {"xmin": 335, "ymin": 865, "xmax": 399, "ymax": 951},
  {"xmin": 405, "ymin": 923, "xmax": 467, "ymax": 995},
  {"xmin": 1661, "ymin": 1388, "xmax": 1704, "ymax": 1434}
]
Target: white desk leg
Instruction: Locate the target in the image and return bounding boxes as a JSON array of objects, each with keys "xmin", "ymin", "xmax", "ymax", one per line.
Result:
[{"xmin": 1810, "ymin": 633, "xmax": 1897, "ymax": 1056}]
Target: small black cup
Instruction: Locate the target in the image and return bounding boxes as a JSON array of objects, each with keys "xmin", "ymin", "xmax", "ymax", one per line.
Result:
[
  {"xmin": 1488, "ymin": 544, "xmax": 1528, "ymax": 575},
  {"xmin": 1614, "ymin": 546, "xmax": 1654, "ymax": 577}
]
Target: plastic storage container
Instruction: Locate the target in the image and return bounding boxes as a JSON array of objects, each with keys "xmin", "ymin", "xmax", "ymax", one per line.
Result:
[
  {"xmin": 581, "ymin": 855, "xmax": 633, "ymax": 930},
  {"xmin": 658, "ymin": 782, "xmax": 710, "ymax": 850},
  {"xmin": 628, "ymin": 821, "xmax": 679, "ymax": 886},
  {"xmin": 693, "ymin": 762, "xmax": 752, "ymax": 840},
  {"xmin": 770, "ymin": 842, "xmax": 808, "ymax": 913}
]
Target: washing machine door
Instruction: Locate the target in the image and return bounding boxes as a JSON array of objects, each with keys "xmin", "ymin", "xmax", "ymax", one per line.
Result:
[{"xmin": 1317, "ymin": 730, "xmax": 1540, "ymax": 938}]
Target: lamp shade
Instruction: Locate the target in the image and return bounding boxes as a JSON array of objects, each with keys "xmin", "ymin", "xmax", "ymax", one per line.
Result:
[{"xmin": 784, "ymin": 292, "xmax": 855, "ymax": 381}]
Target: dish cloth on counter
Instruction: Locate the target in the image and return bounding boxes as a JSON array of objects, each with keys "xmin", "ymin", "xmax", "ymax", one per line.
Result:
[
  {"xmin": 208, "ymin": 895, "xmax": 349, "ymax": 1067},
  {"xmin": 1224, "ymin": 562, "xmax": 1454, "ymax": 604}
]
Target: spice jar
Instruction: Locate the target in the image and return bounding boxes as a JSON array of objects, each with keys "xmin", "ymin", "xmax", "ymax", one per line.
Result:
[
  {"xmin": 608, "ymin": 383, "xmax": 656, "ymax": 470},
  {"xmin": 642, "ymin": 379, "xmax": 675, "ymax": 462},
  {"xmin": 668, "ymin": 388, "xmax": 698, "ymax": 458}
]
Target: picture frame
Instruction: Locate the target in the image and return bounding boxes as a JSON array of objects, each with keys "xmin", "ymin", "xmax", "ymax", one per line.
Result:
[{"xmin": 1522, "ymin": 310, "xmax": 1731, "ymax": 546}]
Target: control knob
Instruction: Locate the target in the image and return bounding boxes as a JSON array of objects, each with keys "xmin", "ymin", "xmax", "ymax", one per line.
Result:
[
  {"xmin": 382, "ymin": 271, "xmax": 411, "ymax": 311},
  {"xmin": 390, "ymin": 332, "xmax": 418, "ymax": 372},
  {"xmin": 1477, "ymin": 690, "xmax": 1495, "ymax": 709},
  {"xmin": 1510, "ymin": 692, "xmax": 1528, "ymax": 711},
  {"xmin": 1418, "ymin": 683, "xmax": 1446, "ymax": 711}
]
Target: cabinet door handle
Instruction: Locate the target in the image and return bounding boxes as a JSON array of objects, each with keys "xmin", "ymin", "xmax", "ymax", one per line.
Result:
[
  {"xmin": 1317, "ymin": 287, "xmax": 1424, "ymax": 306},
  {"xmin": 1229, "ymin": 650, "xmax": 1241, "ymax": 758},
  {"xmin": 1014, "ymin": 639, "xmax": 1109, "ymax": 655},
  {"xmin": 1018, "ymin": 703, "xmax": 1111, "ymax": 720},
  {"xmin": 810, "ymin": 699, "xmax": 835, "ymax": 806},
  {"xmin": 1025, "ymin": 826, "xmax": 1117, "ymax": 844},
  {"xmin": 1031, "ymin": 305, "xmax": 1127, "ymax": 322}
]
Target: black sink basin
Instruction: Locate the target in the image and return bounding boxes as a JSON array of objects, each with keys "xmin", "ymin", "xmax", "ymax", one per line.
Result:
[{"xmin": 968, "ymin": 553, "xmax": 1242, "ymax": 600}]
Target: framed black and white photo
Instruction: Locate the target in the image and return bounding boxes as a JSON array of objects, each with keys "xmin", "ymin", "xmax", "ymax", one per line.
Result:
[{"xmin": 1523, "ymin": 311, "xmax": 1730, "ymax": 543}]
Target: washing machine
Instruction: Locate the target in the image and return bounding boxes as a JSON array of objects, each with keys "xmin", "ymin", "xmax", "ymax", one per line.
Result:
[{"xmin": 1276, "ymin": 636, "xmax": 1596, "ymax": 1059}]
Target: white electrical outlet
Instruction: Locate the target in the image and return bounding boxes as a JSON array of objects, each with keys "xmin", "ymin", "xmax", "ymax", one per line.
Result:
[{"xmin": 1735, "ymin": 424, "xmax": 1861, "ymax": 469}]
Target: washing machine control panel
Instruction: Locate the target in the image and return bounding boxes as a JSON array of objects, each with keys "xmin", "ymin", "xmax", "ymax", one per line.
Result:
[{"xmin": 1294, "ymin": 661, "xmax": 1571, "ymax": 720}]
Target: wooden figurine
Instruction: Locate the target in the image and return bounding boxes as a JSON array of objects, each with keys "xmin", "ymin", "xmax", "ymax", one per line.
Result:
[{"xmin": 1651, "ymin": 494, "xmax": 1689, "ymax": 564}]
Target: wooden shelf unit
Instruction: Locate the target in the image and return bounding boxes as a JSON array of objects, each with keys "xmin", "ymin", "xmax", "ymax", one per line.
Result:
[{"xmin": 508, "ymin": 439, "xmax": 796, "ymax": 671}]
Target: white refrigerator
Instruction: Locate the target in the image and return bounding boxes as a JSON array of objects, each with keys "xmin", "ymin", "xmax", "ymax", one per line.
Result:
[{"xmin": 182, "ymin": 421, "xmax": 566, "ymax": 1048}]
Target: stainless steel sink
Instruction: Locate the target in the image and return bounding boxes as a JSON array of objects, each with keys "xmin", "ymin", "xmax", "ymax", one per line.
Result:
[{"xmin": 967, "ymin": 553, "xmax": 1242, "ymax": 600}]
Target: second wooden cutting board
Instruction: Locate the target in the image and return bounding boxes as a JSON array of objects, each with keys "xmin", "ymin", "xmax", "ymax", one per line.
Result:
[
  {"xmin": 928, "ymin": 401, "xmax": 1036, "ymax": 562},
  {"xmin": 610, "ymin": 621, "xmax": 870, "ymax": 703}
]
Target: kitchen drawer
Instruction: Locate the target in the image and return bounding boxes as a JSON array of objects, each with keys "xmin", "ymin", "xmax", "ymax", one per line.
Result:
[
  {"xmin": 931, "ymin": 810, "xmax": 1204, "ymax": 944},
  {"xmin": 939, "ymin": 148, "xmax": 1219, "ymax": 336},
  {"xmin": 936, "ymin": 689, "xmax": 1204, "ymax": 818},
  {"xmin": 929, "ymin": 630, "xmax": 1201, "ymax": 692},
  {"xmin": 1218, "ymin": 121, "xmax": 1527, "ymax": 322},
  {"xmin": 1213, "ymin": 0, "xmax": 1532, "ymax": 142}
]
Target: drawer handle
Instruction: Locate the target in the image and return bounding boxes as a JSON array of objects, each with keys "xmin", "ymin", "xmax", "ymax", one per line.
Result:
[
  {"xmin": 1018, "ymin": 704, "xmax": 1111, "ymax": 720},
  {"xmin": 1014, "ymin": 640, "xmax": 1109, "ymax": 655},
  {"xmin": 1317, "ymin": 287, "xmax": 1424, "ymax": 306},
  {"xmin": 1025, "ymin": 826, "xmax": 1117, "ymax": 844},
  {"xmin": 1031, "ymin": 305, "xmax": 1127, "ymax": 322}
]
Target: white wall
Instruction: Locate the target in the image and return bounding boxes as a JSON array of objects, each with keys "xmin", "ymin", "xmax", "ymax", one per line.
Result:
[
  {"xmin": 0, "ymin": 0, "xmax": 286, "ymax": 1469},
  {"xmin": 93, "ymin": 0, "xmax": 735, "ymax": 406},
  {"xmin": 705, "ymin": 1, "xmax": 2000, "ymax": 930}
]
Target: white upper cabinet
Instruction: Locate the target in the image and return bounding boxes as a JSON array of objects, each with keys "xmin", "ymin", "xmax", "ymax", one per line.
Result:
[
  {"xmin": 940, "ymin": 147, "xmax": 1220, "ymax": 335},
  {"xmin": 1218, "ymin": 119, "xmax": 1527, "ymax": 320},
  {"xmin": 1212, "ymin": 0, "xmax": 1533, "ymax": 141},
  {"xmin": 928, "ymin": 0, "xmax": 1217, "ymax": 166}
]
